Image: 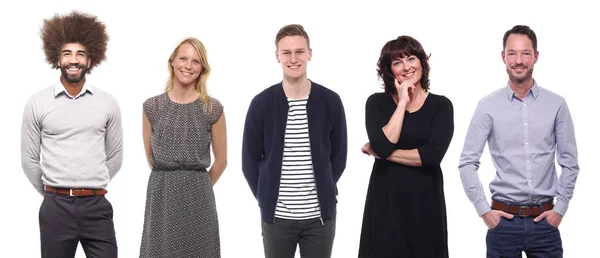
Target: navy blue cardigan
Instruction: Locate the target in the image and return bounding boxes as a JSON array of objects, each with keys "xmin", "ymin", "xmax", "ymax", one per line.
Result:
[{"xmin": 242, "ymin": 81, "xmax": 348, "ymax": 222}]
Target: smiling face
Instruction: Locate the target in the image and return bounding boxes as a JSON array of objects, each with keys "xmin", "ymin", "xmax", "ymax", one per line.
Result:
[
  {"xmin": 171, "ymin": 42, "xmax": 203, "ymax": 88},
  {"xmin": 391, "ymin": 55, "xmax": 423, "ymax": 87},
  {"xmin": 58, "ymin": 42, "xmax": 91, "ymax": 83},
  {"xmin": 502, "ymin": 33, "xmax": 538, "ymax": 85},
  {"xmin": 276, "ymin": 35, "xmax": 312, "ymax": 81}
]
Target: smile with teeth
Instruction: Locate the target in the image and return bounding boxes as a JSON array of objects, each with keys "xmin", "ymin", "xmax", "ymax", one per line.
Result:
[
  {"xmin": 403, "ymin": 72, "xmax": 414, "ymax": 78},
  {"xmin": 67, "ymin": 66, "xmax": 82, "ymax": 73},
  {"xmin": 180, "ymin": 70, "xmax": 193, "ymax": 76},
  {"xmin": 288, "ymin": 65, "xmax": 300, "ymax": 69}
]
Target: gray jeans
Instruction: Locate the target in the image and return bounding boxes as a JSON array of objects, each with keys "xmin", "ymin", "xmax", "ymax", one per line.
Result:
[{"xmin": 261, "ymin": 217, "xmax": 336, "ymax": 258}]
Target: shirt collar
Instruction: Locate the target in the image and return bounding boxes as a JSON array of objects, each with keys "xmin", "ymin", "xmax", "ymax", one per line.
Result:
[
  {"xmin": 54, "ymin": 80, "xmax": 94, "ymax": 99},
  {"xmin": 504, "ymin": 79, "xmax": 539, "ymax": 102}
]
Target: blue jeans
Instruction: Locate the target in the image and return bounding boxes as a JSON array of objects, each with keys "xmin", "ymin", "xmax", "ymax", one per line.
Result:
[
  {"xmin": 486, "ymin": 216, "xmax": 562, "ymax": 258},
  {"xmin": 261, "ymin": 217, "xmax": 336, "ymax": 258}
]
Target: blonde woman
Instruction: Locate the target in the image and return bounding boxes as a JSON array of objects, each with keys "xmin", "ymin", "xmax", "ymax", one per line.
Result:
[{"xmin": 139, "ymin": 37, "xmax": 227, "ymax": 258}]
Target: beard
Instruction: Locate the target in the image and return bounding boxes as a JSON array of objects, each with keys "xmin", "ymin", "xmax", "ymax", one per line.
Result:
[
  {"xmin": 506, "ymin": 65, "xmax": 534, "ymax": 84},
  {"xmin": 60, "ymin": 63, "xmax": 88, "ymax": 83}
]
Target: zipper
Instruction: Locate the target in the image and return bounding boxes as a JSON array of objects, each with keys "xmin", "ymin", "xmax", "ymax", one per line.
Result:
[
  {"xmin": 305, "ymin": 95, "xmax": 324, "ymax": 226},
  {"xmin": 273, "ymin": 98, "xmax": 290, "ymax": 223}
]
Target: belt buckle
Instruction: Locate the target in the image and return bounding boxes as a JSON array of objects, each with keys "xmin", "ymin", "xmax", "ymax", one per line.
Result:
[
  {"xmin": 518, "ymin": 206, "xmax": 530, "ymax": 217},
  {"xmin": 69, "ymin": 189, "xmax": 84, "ymax": 197}
]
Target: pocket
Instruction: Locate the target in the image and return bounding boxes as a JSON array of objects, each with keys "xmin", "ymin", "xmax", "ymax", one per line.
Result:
[
  {"xmin": 38, "ymin": 195, "xmax": 49, "ymax": 224},
  {"xmin": 542, "ymin": 218, "xmax": 558, "ymax": 229},
  {"xmin": 102, "ymin": 196, "xmax": 114, "ymax": 219},
  {"xmin": 488, "ymin": 217, "xmax": 505, "ymax": 232}
]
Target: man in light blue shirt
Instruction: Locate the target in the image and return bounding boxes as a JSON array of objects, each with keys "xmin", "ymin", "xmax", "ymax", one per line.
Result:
[{"xmin": 459, "ymin": 25, "xmax": 579, "ymax": 257}]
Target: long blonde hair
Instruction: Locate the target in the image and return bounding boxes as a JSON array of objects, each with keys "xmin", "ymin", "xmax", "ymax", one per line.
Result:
[{"xmin": 165, "ymin": 37, "xmax": 211, "ymax": 104}]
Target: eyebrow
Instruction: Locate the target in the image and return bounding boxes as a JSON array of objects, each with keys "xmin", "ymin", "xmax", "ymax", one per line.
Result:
[
  {"xmin": 61, "ymin": 50, "xmax": 87, "ymax": 54},
  {"xmin": 281, "ymin": 48, "xmax": 306, "ymax": 52}
]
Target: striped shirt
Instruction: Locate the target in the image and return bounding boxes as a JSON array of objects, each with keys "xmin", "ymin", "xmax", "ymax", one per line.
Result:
[{"xmin": 275, "ymin": 97, "xmax": 321, "ymax": 220}]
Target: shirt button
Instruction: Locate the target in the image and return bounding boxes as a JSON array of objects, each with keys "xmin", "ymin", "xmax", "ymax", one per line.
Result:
[
  {"xmin": 524, "ymin": 104, "xmax": 527, "ymax": 107},
  {"xmin": 524, "ymin": 122, "xmax": 528, "ymax": 126},
  {"xmin": 527, "ymin": 160, "xmax": 530, "ymax": 163},
  {"xmin": 525, "ymin": 142, "xmax": 529, "ymax": 145}
]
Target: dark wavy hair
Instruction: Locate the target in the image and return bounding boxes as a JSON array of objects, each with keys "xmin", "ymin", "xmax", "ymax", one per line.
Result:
[
  {"xmin": 377, "ymin": 35, "xmax": 431, "ymax": 95},
  {"xmin": 41, "ymin": 11, "xmax": 108, "ymax": 73}
]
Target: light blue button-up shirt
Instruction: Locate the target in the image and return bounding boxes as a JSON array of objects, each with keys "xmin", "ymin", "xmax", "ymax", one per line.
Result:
[{"xmin": 459, "ymin": 80, "xmax": 579, "ymax": 216}]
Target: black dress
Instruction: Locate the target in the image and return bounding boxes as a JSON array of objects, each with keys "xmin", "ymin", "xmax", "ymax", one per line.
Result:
[{"xmin": 358, "ymin": 92, "xmax": 454, "ymax": 258}]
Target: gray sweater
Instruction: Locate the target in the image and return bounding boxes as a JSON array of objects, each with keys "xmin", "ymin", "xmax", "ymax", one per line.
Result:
[{"xmin": 21, "ymin": 82, "xmax": 123, "ymax": 195}]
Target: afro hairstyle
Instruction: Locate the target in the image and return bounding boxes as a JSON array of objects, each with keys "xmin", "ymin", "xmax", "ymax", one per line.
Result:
[{"xmin": 41, "ymin": 11, "xmax": 109, "ymax": 73}]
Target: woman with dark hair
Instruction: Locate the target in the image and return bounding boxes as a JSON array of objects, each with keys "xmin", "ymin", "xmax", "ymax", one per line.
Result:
[{"xmin": 358, "ymin": 36, "xmax": 454, "ymax": 257}]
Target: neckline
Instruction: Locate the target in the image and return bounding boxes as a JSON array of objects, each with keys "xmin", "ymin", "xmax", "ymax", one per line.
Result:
[
  {"xmin": 387, "ymin": 92, "xmax": 431, "ymax": 114},
  {"xmin": 165, "ymin": 92, "xmax": 199, "ymax": 105}
]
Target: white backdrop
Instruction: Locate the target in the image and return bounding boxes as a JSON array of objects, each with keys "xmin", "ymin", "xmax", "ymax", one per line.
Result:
[{"xmin": 1, "ymin": 0, "xmax": 598, "ymax": 257}]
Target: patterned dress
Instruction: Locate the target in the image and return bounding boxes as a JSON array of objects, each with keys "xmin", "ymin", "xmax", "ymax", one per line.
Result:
[{"xmin": 140, "ymin": 93, "xmax": 223, "ymax": 258}]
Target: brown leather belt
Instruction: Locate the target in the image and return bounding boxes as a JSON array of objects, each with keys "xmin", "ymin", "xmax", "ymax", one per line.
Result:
[
  {"xmin": 491, "ymin": 200, "xmax": 553, "ymax": 217},
  {"xmin": 44, "ymin": 186, "xmax": 107, "ymax": 196}
]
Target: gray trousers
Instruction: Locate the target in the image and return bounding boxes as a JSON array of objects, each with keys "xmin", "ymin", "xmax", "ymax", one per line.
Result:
[
  {"xmin": 261, "ymin": 217, "xmax": 336, "ymax": 258},
  {"xmin": 39, "ymin": 192, "xmax": 117, "ymax": 258}
]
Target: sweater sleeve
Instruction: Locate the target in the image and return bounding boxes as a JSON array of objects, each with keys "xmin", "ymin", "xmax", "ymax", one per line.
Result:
[
  {"xmin": 365, "ymin": 94, "xmax": 396, "ymax": 159},
  {"xmin": 417, "ymin": 96, "xmax": 454, "ymax": 167},
  {"xmin": 241, "ymin": 96, "xmax": 264, "ymax": 198},
  {"xmin": 105, "ymin": 97, "xmax": 123, "ymax": 179},
  {"xmin": 330, "ymin": 94, "xmax": 347, "ymax": 183},
  {"xmin": 21, "ymin": 97, "xmax": 45, "ymax": 195}
]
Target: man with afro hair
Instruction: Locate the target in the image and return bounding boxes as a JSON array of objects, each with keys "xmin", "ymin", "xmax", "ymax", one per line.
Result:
[{"xmin": 21, "ymin": 11, "xmax": 122, "ymax": 258}]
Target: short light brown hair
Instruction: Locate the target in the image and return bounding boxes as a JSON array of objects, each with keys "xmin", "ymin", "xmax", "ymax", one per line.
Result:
[
  {"xmin": 275, "ymin": 24, "xmax": 310, "ymax": 49},
  {"xmin": 41, "ymin": 11, "xmax": 108, "ymax": 73}
]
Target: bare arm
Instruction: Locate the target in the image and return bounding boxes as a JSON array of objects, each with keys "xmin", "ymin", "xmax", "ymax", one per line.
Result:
[
  {"xmin": 387, "ymin": 149, "xmax": 421, "ymax": 166},
  {"xmin": 362, "ymin": 144, "xmax": 421, "ymax": 166},
  {"xmin": 382, "ymin": 103, "xmax": 408, "ymax": 143},
  {"xmin": 382, "ymin": 80, "xmax": 412, "ymax": 143},
  {"xmin": 142, "ymin": 112, "xmax": 152, "ymax": 169},
  {"xmin": 363, "ymin": 97, "xmax": 454, "ymax": 168},
  {"xmin": 209, "ymin": 112, "xmax": 227, "ymax": 185}
]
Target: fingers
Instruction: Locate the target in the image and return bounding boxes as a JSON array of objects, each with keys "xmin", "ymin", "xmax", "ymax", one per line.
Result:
[
  {"xmin": 502, "ymin": 211, "xmax": 515, "ymax": 219},
  {"xmin": 360, "ymin": 146, "xmax": 369, "ymax": 155},
  {"xmin": 394, "ymin": 78, "xmax": 401, "ymax": 89},
  {"xmin": 400, "ymin": 80, "xmax": 415, "ymax": 88},
  {"xmin": 533, "ymin": 211, "xmax": 547, "ymax": 222}
]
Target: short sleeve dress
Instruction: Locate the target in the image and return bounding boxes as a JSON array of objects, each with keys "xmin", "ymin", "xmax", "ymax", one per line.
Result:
[
  {"xmin": 358, "ymin": 92, "xmax": 454, "ymax": 258},
  {"xmin": 139, "ymin": 93, "xmax": 224, "ymax": 258}
]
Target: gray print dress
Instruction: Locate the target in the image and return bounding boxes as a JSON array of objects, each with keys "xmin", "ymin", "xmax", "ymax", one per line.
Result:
[{"xmin": 140, "ymin": 93, "xmax": 223, "ymax": 258}]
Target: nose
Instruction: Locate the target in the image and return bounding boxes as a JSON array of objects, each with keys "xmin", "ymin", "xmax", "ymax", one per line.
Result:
[
  {"xmin": 515, "ymin": 53, "xmax": 524, "ymax": 64},
  {"xmin": 401, "ymin": 63, "xmax": 409, "ymax": 71},
  {"xmin": 66, "ymin": 55, "xmax": 78, "ymax": 64},
  {"xmin": 290, "ymin": 53, "xmax": 298, "ymax": 62},
  {"xmin": 183, "ymin": 60, "xmax": 192, "ymax": 69}
]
